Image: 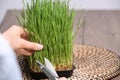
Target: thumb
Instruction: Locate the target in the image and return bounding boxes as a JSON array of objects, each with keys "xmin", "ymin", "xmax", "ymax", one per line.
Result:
[{"xmin": 20, "ymin": 39, "xmax": 43, "ymax": 50}]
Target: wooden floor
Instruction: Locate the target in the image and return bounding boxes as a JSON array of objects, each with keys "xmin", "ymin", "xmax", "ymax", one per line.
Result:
[{"xmin": 0, "ymin": 10, "xmax": 120, "ymax": 80}]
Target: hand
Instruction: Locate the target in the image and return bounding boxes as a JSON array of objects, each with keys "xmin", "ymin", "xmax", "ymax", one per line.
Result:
[
  {"xmin": 2, "ymin": 25, "xmax": 43, "ymax": 56},
  {"xmin": 59, "ymin": 77, "xmax": 67, "ymax": 80}
]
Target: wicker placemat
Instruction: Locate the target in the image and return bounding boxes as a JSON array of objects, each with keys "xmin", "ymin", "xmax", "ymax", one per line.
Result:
[
  {"xmin": 18, "ymin": 45, "xmax": 120, "ymax": 80},
  {"xmin": 67, "ymin": 45, "xmax": 120, "ymax": 80}
]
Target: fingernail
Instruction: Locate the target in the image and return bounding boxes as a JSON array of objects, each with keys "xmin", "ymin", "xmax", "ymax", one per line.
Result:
[{"xmin": 37, "ymin": 44, "xmax": 43, "ymax": 50}]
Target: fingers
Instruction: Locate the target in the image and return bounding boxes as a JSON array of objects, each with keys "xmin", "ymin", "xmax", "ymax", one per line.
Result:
[
  {"xmin": 3, "ymin": 25, "xmax": 43, "ymax": 56},
  {"xmin": 11, "ymin": 25, "xmax": 28, "ymax": 39},
  {"xmin": 21, "ymin": 28, "xmax": 30, "ymax": 39},
  {"xmin": 15, "ymin": 49, "xmax": 34, "ymax": 56},
  {"xmin": 20, "ymin": 39, "xmax": 43, "ymax": 51}
]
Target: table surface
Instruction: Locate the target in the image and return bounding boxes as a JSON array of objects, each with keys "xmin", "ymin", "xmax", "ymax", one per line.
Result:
[{"xmin": 0, "ymin": 10, "xmax": 120, "ymax": 80}]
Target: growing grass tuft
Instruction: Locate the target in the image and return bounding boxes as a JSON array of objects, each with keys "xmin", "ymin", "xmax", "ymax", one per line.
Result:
[{"xmin": 19, "ymin": 0, "xmax": 76, "ymax": 71}]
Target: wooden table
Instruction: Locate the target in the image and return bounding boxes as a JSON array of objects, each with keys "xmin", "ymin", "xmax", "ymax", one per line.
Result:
[{"xmin": 1, "ymin": 10, "xmax": 120, "ymax": 80}]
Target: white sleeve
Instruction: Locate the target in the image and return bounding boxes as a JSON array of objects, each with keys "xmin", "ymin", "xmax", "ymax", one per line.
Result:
[{"xmin": 0, "ymin": 34, "xmax": 22, "ymax": 80}]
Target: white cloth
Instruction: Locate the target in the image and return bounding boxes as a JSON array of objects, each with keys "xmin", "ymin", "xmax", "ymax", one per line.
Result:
[{"xmin": 0, "ymin": 34, "xmax": 22, "ymax": 80}]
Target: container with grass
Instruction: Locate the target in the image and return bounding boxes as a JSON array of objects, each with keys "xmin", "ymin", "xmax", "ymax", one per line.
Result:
[{"xmin": 18, "ymin": 0, "xmax": 77, "ymax": 79}]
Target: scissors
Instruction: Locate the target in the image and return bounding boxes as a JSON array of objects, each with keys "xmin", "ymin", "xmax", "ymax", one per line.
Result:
[{"xmin": 36, "ymin": 58, "xmax": 59, "ymax": 80}]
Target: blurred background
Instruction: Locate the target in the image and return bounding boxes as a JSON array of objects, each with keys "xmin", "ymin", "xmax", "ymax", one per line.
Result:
[{"xmin": 0, "ymin": 0, "xmax": 120, "ymax": 24}]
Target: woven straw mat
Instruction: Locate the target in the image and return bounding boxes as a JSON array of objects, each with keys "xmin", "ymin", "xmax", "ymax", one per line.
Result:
[{"xmin": 68, "ymin": 45, "xmax": 120, "ymax": 80}]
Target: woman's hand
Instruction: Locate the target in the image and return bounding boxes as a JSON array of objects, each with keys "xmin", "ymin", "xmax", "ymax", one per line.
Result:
[{"xmin": 3, "ymin": 25, "xmax": 43, "ymax": 56}]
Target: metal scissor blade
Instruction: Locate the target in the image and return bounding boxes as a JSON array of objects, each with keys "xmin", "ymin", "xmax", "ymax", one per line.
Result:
[
  {"xmin": 44, "ymin": 57, "xmax": 59, "ymax": 78},
  {"xmin": 36, "ymin": 60, "xmax": 58, "ymax": 80}
]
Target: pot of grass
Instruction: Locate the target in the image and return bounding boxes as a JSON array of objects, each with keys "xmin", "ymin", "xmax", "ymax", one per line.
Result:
[{"xmin": 18, "ymin": 0, "xmax": 78, "ymax": 79}]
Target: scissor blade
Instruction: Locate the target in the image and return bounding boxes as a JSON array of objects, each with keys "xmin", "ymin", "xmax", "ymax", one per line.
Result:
[
  {"xmin": 44, "ymin": 57, "xmax": 59, "ymax": 77},
  {"xmin": 36, "ymin": 60, "xmax": 58, "ymax": 80}
]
